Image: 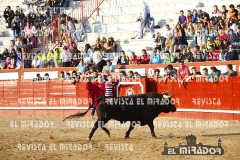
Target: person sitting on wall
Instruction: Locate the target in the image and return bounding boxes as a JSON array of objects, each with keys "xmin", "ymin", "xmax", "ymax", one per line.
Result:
[
  {"xmin": 205, "ymin": 66, "xmax": 221, "ymax": 83},
  {"xmin": 177, "ymin": 60, "xmax": 190, "ymax": 88},
  {"xmin": 221, "ymin": 64, "xmax": 237, "ymax": 76}
]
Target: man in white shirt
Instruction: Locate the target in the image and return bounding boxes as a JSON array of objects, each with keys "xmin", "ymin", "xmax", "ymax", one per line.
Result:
[
  {"xmin": 32, "ymin": 55, "xmax": 43, "ymax": 68},
  {"xmin": 164, "ymin": 24, "xmax": 174, "ymax": 39},
  {"xmin": 25, "ymin": 4, "xmax": 34, "ymax": 15}
]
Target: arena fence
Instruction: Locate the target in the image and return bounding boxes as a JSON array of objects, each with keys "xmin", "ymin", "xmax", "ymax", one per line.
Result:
[{"xmin": 0, "ymin": 64, "xmax": 239, "ymax": 120}]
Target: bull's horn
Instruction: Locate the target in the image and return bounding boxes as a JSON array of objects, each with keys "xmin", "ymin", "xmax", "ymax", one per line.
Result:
[
  {"xmin": 162, "ymin": 90, "xmax": 173, "ymax": 95},
  {"xmin": 163, "ymin": 94, "xmax": 174, "ymax": 99}
]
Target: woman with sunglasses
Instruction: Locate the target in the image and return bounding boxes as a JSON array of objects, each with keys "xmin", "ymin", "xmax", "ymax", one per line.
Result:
[{"xmin": 204, "ymin": 37, "xmax": 215, "ymax": 52}]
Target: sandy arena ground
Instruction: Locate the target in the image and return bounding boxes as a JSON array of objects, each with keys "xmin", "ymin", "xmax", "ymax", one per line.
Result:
[{"xmin": 0, "ymin": 115, "xmax": 240, "ymax": 160}]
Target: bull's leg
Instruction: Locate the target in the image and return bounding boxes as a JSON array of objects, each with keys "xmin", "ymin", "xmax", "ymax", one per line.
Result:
[
  {"xmin": 125, "ymin": 121, "xmax": 136, "ymax": 138},
  {"xmin": 100, "ymin": 119, "xmax": 110, "ymax": 137},
  {"xmin": 88, "ymin": 120, "xmax": 100, "ymax": 141},
  {"xmin": 147, "ymin": 121, "xmax": 157, "ymax": 138}
]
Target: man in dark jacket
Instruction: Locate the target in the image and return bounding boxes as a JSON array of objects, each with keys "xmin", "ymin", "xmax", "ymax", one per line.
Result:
[
  {"xmin": 221, "ymin": 64, "xmax": 237, "ymax": 76},
  {"xmin": 225, "ymin": 45, "xmax": 239, "ymax": 61},
  {"xmin": 4, "ymin": 6, "xmax": 14, "ymax": 28},
  {"xmin": 192, "ymin": 45, "xmax": 205, "ymax": 62}
]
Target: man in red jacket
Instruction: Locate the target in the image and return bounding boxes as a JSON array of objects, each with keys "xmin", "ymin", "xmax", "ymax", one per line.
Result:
[
  {"xmin": 140, "ymin": 49, "xmax": 150, "ymax": 64},
  {"xmin": 86, "ymin": 74, "xmax": 105, "ymax": 119},
  {"xmin": 177, "ymin": 60, "xmax": 190, "ymax": 88}
]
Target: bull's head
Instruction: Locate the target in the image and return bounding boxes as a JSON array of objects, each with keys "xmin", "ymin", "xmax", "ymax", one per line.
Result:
[{"xmin": 161, "ymin": 90, "xmax": 177, "ymax": 113}]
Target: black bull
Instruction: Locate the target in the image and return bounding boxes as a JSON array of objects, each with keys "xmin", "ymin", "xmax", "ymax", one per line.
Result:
[{"xmin": 63, "ymin": 91, "xmax": 177, "ymax": 141}]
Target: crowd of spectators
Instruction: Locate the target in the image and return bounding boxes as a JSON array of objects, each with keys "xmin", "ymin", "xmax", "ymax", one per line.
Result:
[{"xmin": 1, "ymin": 3, "xmax": 240, "ymax": 73}]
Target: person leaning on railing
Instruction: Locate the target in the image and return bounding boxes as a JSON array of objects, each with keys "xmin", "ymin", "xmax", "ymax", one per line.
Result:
[{"xmin": 205, "ymin": 66, "xmax": 221, "ymax": 83}]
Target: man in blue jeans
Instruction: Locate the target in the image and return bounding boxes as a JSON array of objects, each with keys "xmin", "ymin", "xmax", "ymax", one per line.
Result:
[{"xmin": 138, "ymin": 0, "xmax": 155, "ymax": 39}]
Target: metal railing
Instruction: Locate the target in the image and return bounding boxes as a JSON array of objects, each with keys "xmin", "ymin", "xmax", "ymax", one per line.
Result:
[{"xmin": 39, "ymin": 0, "xmax": 106, "ymax": 54}]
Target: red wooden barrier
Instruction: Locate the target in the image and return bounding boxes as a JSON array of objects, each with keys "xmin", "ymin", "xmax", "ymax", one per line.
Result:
[{"xmin": 0, "ymin": 61, "xmax": 240, "ymax": 120}]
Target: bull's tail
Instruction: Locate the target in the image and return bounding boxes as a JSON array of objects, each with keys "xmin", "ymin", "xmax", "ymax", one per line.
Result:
[{"xmin": 63, "ymin": 96, "xmax": 105, "ymax": 122}]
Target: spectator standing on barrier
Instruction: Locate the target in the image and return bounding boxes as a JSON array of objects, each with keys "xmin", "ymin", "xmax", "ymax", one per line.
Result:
[
  {"xmin": 32, "ymin": 55, "xmax": 43, "ymax": 68},
  {"xmin": 177, "ymin": 60, "xmax": 190, "ymax": 88},
  {"xmin": 150, "ymin": 50, "xmax": 161, "ymax": 64},
  {"xmin": 225, "ymin": 44, "xmax": 239, "ymax": 60},
  {"xmin": 221, "ymin": 64, "xmax": 237, "ymax": 76},
  {"xmin": 62, "ymin": 46, "xmax": 72, "ymax": 67},
  {"xmin": 117, "ymin": 50, "xmax": 129, "ymax": 65},
  {"xmin": 138, "ymin": 0, "xmax": 155, "ymax": 39}
]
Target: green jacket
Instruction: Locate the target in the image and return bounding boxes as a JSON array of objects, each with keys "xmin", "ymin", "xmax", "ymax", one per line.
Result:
[{"xmin": 38, "ymin": 53, "xmax": 46, "ymax": 63}]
